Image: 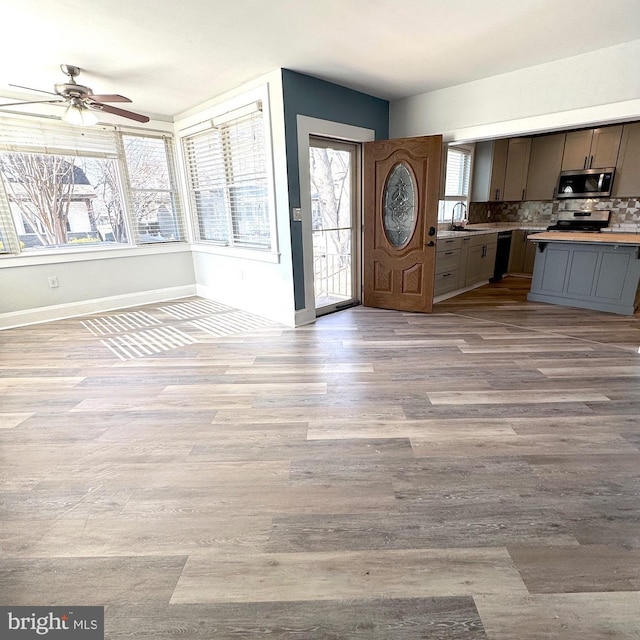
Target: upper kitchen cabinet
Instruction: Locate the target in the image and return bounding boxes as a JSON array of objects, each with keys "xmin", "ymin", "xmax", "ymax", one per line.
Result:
[
  {"xmin": 612, "ymin": 122, "xmax": 640, "ymax": 198},
  {"xmin": 525, "ymin": 133, "xmax": 565, "ymax": 201},
  {"xmin": 502, "ymin": 137, "xmax": 531, "ymax": 201},
  {"xmin": 471, "ymin": 138, "xmax": 508, "ymax": 202},
  {"xmin": 561, "ymin": 125, "xmax": 623, "ymax": 171}
]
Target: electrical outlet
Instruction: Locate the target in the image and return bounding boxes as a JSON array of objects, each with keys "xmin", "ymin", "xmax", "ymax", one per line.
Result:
[{"xmin": 48, "ymin": 276, "xmax": 59, "ymax": 288}]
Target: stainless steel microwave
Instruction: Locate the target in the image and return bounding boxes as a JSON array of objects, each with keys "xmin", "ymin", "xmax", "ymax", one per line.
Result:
[{"xmin": 556, "ymin": 167, "xmax": 615, "ymax": 199}]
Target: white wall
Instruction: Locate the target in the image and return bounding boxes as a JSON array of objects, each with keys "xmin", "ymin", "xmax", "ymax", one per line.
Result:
[
  {"xmin": 174, "ymin": 70, "xmax": 297, "ymax": 326},
  {"xmin": 390, "ymin": 40, "xmax": 640, "ymax": 143},
  {"xmin": 0, "ymin": 247, "xmax": 195, "ymax": 329}
]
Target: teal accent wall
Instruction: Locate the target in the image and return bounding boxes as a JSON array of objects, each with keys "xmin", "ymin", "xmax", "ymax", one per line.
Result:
[{"xmin": 281, "ymin": 69, "xmax": 389, "ymax": 310}]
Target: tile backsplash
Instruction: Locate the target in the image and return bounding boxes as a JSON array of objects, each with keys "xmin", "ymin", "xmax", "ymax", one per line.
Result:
[{"xmin": 469, "ymin": 198, "xmax": 640, "ymax": 229}]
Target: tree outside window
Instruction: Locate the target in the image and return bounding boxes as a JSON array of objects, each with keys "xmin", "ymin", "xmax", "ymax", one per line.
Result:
[{"xmin": 0, "ymin": 151, "xmax": 126, "ymax": 248}]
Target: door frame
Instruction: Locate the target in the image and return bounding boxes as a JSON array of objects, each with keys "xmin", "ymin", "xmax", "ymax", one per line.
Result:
[
  {"xmin": 309, "ymin": 135, "xmax": 360, "ymax": 316},
  {"xmin": 296, "ymin": 115, "xmax": 375, "ymax": 324}
]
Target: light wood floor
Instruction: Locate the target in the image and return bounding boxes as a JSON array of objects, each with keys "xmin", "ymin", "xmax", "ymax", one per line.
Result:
[{"xmin": 2, "ymin": 278, "xmax": 640, "ymax": 639}]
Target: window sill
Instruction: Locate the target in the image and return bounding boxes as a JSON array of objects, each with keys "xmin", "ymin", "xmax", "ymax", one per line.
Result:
[
  {"xmin": 191, "ymin": 242, "xmax": 281, "ymax": 263},
  {"xmin": 0, "ymin": 242, "xmax": 191, "ymax": 268}
]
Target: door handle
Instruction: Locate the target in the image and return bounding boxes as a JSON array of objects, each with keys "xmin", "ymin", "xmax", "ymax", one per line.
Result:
[
  {"xmin": 426, "ymin": 241, "xmax": 435, "ymax": 247},
  {"xmin": 589, "ymin": 155, "xmax": 594, "ymax": 169}
]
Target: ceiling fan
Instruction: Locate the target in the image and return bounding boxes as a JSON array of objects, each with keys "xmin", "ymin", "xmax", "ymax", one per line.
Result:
[{"xmin": 0, "ymin": 64, "xmax": 150, "ymax": 125}]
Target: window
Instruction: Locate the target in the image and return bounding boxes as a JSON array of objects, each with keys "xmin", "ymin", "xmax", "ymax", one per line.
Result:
[
  {"xmin": 0, "ymin": 116, "xmax": 184, "ymax": 254},
  {"xmin": 439, "ymin": 145, "xmax": 472, "ymax": 223},
  {"xmin": 183, "ymin": 103, "xmax": 272, "ymax": 250},
  {"xmin": 121, "ymin": 134, "xmax": 185, "ymax": 244}
]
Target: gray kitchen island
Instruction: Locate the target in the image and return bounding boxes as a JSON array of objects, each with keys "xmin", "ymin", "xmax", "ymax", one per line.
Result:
[{"xmin": 527, "ymin": 231, "xmax": 640, "ymax": 315}]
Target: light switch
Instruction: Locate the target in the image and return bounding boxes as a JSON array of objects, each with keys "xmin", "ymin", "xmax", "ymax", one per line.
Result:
[{"xmin": 292, "ymin": 208, "xmax": 302, "ymax": 221}]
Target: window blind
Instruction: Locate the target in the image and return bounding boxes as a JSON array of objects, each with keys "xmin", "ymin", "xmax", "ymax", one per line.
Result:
[
  {"xmin": 445, "ymin": 147, "xmax": 471, "ymax": 198},
  {"xmin": 0, "ymin": 116, "xmax": 118, "ymax": 158},
  {"xmin": 183, "ymin": 109, "xmax": 271, "ymax": 249}
]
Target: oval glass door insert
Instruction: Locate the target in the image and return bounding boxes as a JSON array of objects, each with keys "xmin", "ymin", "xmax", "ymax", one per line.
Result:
[{"xmin": 383, "ymin": 162, "xmax": 417, "ymax": 248}]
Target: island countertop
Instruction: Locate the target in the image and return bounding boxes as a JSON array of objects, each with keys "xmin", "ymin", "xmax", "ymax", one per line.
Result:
[{"xmin": 528, "ymin": 231, "xmax": 640, "ymax": 245}]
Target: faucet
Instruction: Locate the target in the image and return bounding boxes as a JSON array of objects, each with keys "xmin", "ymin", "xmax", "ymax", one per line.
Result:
[{"xmin": 452, "ymin": 201, "xmax": 467, "ymax": 229}]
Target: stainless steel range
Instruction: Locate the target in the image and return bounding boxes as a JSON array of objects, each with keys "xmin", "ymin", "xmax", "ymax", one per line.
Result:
[{"xmin": 547, "ymin": 210, "xmax": 611, "ymax": 232}]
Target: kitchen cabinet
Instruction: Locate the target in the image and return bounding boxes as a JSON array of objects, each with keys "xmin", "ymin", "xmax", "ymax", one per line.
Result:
[
  {"xmin": 502, "ymin": 138, "xmax": 531, "ymax": 201},
  {"xmin": 434, "ymin": 236, "xmax": 462, "ymax": 296},
  {"xmin": 528, "ymin": 238, "xmax": 640, "ymax": 315},
  {"xmin": 561, "ymin": 125, "xmax": 622, "ymax": 171},
  {"xmin": 525, "ymin": 133, "xmax": 565, "ymax": 200},
  {"xmin": 471, "ymin": 139, "xmax": 508, "ymax": 202},
  {"xmin": 465, "ymin": 233, "xmax": 497, "ymax": 286},
  {"xmin": 435, "ymin": 232, "xmax": 497, "ymax": 297},
  {"xmin": 508, "ymin": 229, "xmax": 538, "ymax": 274},
  {"xmin": 612, "ymin": 122, "xmax": 640, "ymax": 197}
]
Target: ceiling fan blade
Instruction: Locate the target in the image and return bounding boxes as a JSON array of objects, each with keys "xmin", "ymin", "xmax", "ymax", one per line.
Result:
[
  {"xmin": 9, "ymin": 83, "xmax": 59, "ymax": 97},
  {"xmin": 89, "ymin": 94, "xmax": 132, "ymax": 103},
  {"xmin": 0, "ymin": 99, "xmax": 65, "ymax": 107},
  {"xmin": 89, "ymin": 102, "xmax": 150, "ymax": 123}
]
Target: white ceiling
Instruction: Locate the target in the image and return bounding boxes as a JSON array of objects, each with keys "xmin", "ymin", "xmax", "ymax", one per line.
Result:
[{"xmin": 2, "ymin": 0, "xmax": 640, "ymax": 122}]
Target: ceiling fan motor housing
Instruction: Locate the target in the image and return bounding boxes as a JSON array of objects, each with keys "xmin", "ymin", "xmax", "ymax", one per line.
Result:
[{"xmin": 54, "ymin": 83, "xmax": 93, "ymax": 98}]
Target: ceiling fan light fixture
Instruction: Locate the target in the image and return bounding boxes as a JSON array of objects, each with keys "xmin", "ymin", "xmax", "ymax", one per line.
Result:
[{"xmin": 63, "ymin": 102, "xmax": 98, "ymax": 126}]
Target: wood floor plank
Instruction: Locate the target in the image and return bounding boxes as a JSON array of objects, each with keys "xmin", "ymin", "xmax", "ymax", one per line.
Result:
[
  {"xmin": 20, "ymin": 514, "xmax": 273, "ymax": 557},
  {"xmin": 475, "ymin": 592, "xmax": 640, "ymax": 640},
  {"xmin": 426, "ymin": 390, "xmax": 611, "ymax": 404},
  {"xmin": 0, "ymin": 412, "xmax": 33, "ymax": 429},
  {"xmin": 0, "ymin": 556, "xmax": 187, "ymax": 606},
  {"xmin": 171, "ymin": 548, "xmax": 529, "ymax": 604},
  {"xmin": 508, "ymin": 545, "xmax": 640, "ymax": 593},
  {"xmin": 265, "ymin": 510, "xmax": 578, "ymax": 553},
  {"xmin": 106, "ymin": 598, "xmax": 488, "ymax": 639}
]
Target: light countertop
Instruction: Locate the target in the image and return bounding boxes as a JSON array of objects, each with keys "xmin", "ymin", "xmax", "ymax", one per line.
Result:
[
  {"xmin": 438, "ymin": 223, "xmax": 547, "ymax": 239},
  {"xmin": 528, "ymin": 231, "xmax": 640, "ymax": 245}
]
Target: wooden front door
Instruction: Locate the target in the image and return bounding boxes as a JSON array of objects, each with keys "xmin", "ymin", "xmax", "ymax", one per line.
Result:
[{"xmin": 363, "ymin": 135, "xmax": 442, "ymax": 312}]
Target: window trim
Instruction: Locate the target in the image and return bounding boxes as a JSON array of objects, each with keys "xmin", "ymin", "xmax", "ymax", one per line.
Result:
[
  {"xmin": 177, "ymin": 87, "xmax": 279, "ymax": 258},
  {"xmin": 439, "ymin": 143, "xmax": 474, "ymax": 223},
  {"xmin": 119, "ymin": 132, "xmax": 186, "ymax": 245}
]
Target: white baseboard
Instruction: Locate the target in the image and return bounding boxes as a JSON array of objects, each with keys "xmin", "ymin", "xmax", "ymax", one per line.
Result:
[
  {"xmin": 294, "ymin": 307, "xmax": 317, "ymax": 326},
  {"xmin": 433, "ymin": 281, "xmax": 489, "ymax": 304},
  {"xmin": 0, "ymin": 285, "xmax": 197, "ymax": 330}
]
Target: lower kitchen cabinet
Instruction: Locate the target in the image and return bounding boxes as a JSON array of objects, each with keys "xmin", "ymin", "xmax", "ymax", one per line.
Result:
[
  {"xmin": 528, "ymin": 240, "xmax": 640, "ymax": 315},
  {"xmin": 435, "ymin": 232, "xmax": 497, "ymax": 297},
  {"xmin": 465, "ymin": 233, "xmax": 497, "ymax": 286},
  {"xmin": 434, "ymin": 236, "xmax": 462, "ymax": 296},
  {"xmin": 508, "ymin": 230, "xmax": 538, "ymax": 274}
]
